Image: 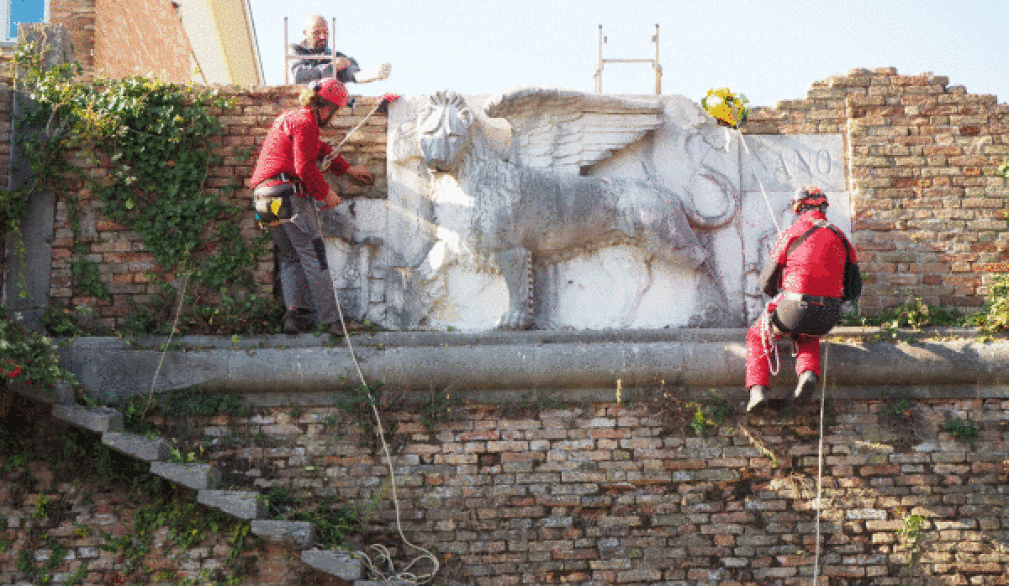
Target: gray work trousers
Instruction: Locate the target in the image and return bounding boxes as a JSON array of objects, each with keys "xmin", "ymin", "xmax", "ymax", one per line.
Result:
[{"xmin": 270, "ymin": 194, "xmax": 339, "ymax": 325}]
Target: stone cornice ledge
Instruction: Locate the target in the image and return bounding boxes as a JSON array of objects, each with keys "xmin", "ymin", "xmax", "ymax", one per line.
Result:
[{"xmin": 52, "ymin": 327, "xmax": 1009, "ymax": 404}]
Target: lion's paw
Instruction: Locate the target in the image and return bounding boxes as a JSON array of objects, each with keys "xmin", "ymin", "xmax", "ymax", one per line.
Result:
[{"xmin": 496, "ymin": 309, "xmax": 533, "ymax": 330}]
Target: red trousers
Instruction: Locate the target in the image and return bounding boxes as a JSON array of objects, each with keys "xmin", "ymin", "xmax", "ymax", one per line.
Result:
[{"xmin": 744, "ymin": 318, "xmax": 823, "ymax": 390}]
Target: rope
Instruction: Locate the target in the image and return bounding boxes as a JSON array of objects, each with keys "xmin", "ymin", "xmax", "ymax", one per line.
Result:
[
  {"xmin": 738, "ymin": 128, "xmax": 787, "ymax": 378},
  {"xmin": 760, "ymin": 304, "xmax": 782, "ymax": 377},
  {"xmin": 318, "ymin": 94, "xmax": 438, "ymax": 582},
  {"xmin": 143, "ymin": 271, "xmax": 190, "ymax": 416},
  {"xmin": 332, "ymin": 297, "xmax": 440, "ymax": 584},
  {"xmin": 738, "ymin": 131, "xmax": 782, "ymax": 237},
  {"xmin": 321, "ymin": 99, "xmax": 389, "ymax": 171},
  {"xmin": 812, "ymin": 341, "xmax": 830, "ymax": 584},
  {"xmin": 735, "ymin": 127, "xmax": 829, "ymax": 583}
]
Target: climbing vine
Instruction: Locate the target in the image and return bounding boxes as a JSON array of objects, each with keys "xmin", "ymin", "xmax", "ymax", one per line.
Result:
[
  {"xmin": 7, "ymin": 38, "xmax": 280, "ymax": 335},
  {"xmin": 0, "ymin": 307, "xmax": 75, "ymax": 394}
]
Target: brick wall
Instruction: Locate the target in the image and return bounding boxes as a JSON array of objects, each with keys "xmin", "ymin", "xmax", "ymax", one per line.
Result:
[
  {"xmin": 92, "ymin": 0, "xmax": 193, "ymax": 83},
  {"xmin": 48, "ymin": 86, "xmax": 388, "ymax": 328},
  {"xmin": 745, "ymin": 67, "xmax": 1009, "ymax": 316},
  {"xmin": 49, "ymin": 0, "xmax": 190, "ymax": 82},
  {"xmin": 4, "ymin": 391, "xmax": 1008, "ymax": 584},
  {"xmin": 48, "ymin": 0, "xmax": 95, "ymax": 74}
]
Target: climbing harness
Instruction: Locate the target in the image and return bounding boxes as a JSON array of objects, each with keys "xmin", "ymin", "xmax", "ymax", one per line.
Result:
[{"xmin": 759, "ymin": 299, "xmax": 800, "ymax": 377}]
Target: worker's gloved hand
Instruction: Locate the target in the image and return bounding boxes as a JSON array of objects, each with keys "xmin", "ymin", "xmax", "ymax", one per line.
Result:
[
  {"xmin": 377, "ymin": 63, "xmax": 391, "ymax": 80},
  {"xmin": 345, "ymin": 164, "xmax": 373, "ymax": 185}
]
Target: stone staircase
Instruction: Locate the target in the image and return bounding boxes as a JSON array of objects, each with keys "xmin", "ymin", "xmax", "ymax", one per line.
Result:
[{"xmin": 50, "ymin": 403, "xmax": 411, "ymax": 586}]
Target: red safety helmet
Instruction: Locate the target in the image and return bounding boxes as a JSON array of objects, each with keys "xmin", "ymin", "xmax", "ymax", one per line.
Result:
[
  {"xmin": 792, "ymin": 186, "xmax": 828, "ymax": 214},
  {"xmin": 311, "ymin": 78, "xmax": 350, "ymax": 108}
]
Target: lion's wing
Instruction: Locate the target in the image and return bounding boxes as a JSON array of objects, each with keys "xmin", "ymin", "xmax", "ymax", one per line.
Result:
[{"xmin": 484, "ymin": 87, "xmax": 664, "ymax": 174}]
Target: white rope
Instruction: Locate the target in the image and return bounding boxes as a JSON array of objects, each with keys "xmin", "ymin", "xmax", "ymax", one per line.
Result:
[
  {"xmin": 321, "ymin": 99, "xmax": 390, "ymax": 171},
  {"xmin": 313, "ymin": 94, "xmax": 438, "ymax": 582},
  {"xmin": 143, "ymin": 271, "xmax": 190, "ymax": 414},
  {"xmin": 760, "ymin": 305, "xmax": 782, "ymax": 377},
  {"xmin": 738, "ymin": 128, "xmax": 786, "ymax": 379},
  {"xmin": 812, "ymin": 341, "xmax": 830, "ymax": 584},
  {"xmin": 736, "ymin": 127, "xmax": 828, "ymax": 583},
  {"xmin": 332, "ymin": 297, "xmax": 440, "ymax": 584},
  {"xmin": 738, "ymin": 131, "xmax": 782, "ymax": 237}
]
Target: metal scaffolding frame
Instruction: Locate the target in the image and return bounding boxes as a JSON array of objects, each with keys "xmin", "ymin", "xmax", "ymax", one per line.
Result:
[{"xmin": 593, "ymin": 24, "xmax": 662, "ymax": 95}]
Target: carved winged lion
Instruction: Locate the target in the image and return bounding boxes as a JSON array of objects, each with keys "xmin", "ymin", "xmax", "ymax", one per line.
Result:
[{"xmin": 392, "ymin": 88, "xmax": 739, "ymax": 330}]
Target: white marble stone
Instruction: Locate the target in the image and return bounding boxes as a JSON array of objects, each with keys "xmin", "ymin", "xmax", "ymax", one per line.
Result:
[{"xmin": 323, "ymin": 88, "xmax": 850, "ymax": 332}]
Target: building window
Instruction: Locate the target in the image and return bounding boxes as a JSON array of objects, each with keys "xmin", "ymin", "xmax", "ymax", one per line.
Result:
[{"xmin": 3, "ymin": 0, "xmax": 49, "ymax": 43}]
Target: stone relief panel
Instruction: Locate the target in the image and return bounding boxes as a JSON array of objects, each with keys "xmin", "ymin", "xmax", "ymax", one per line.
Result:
[{"xmin": 323, "ymin": 88, "xmax": 849, "ymax": 332}]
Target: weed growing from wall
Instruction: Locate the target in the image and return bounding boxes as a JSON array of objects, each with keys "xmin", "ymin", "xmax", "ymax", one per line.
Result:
[
  {"xmin": 941, "ymin": 414, "xmax": 978, "ymax": 444},
  {"xmin": 973, "ymin": 273, "xmax": 1009, "ymax": 338},
  {"xmin": 65, "ymin": 195, "xmax": 109, "ymax": 301},
  {"xmin": 839, "ymin": 297, "xmax": 968, "ymax": 337},
  {"xmin": 896, "ymin": 509, "xmax": 926, "ymax": 575},
  {"xmin": 262, "ymin": 483, "xmax": 384, "ymax": 550},
  {"xmin": 418, "ymin": 391, "xmax": 460, "ymax": 432},
  {"xmin": 689, "ymin": 394, "xmax": 731, "ymax": 437}
]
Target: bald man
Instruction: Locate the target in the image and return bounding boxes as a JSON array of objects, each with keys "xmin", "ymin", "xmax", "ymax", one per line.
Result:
[{"xmin": 290, "ymin": 15, "xmax": 390, "ymax": 85}]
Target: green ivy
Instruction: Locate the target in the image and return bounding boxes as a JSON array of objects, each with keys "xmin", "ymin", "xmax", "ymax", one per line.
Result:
[
  {"xmin": 9, "ymin": 39, "xmax": 281, "ymax": 335},
  {"xmin": 65, "ymin": 195, "xmax": 110, "ymax": 301}
]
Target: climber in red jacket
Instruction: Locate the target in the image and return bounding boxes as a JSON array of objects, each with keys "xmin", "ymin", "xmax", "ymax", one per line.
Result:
[
  {"xmin": 250, "ymin": 78, "xmax": 371, "ymax": 334},
  {"xmin": 745, "ymin": 187, "xmax": 857, "ymax": 412}
]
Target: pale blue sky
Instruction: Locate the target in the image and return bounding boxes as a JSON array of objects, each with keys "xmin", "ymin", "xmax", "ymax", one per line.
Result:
[
  {"xmin": 10, "ymin": 0, "xmax": 45, "ymax": 38},
  {"xmin": 248, "ymin": 0, "xmax": 1008, "ymax": 108}
]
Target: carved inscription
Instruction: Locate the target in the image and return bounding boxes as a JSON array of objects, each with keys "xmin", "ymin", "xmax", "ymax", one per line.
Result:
[
  {"xmin": 742, "ymin": 135, "xmax": 845, "ymax": 192},
  {"xmin": 773, "ymin": 148, "xmax": 832, "ymax": 181}
]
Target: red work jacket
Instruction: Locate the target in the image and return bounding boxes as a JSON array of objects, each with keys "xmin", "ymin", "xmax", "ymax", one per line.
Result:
[
  {"xmin": 759, "ymin": 210, "xmax": 855, "ymax": 298},
  {"xmin": 250, "ymin": 107, "xmax": 350, "ymax": 201}
]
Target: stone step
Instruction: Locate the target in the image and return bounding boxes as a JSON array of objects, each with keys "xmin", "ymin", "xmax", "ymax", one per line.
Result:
[
  {"xmin": 10, "ymin": 379, "xmax": 75, "ymax": 405},
  {"xmin": 250, "ymin": 520, "xmax": 314, "ymax": 548},
  {"xmin": 52, "ymin": 405, "xmax": 124, "ymax": 432},
  {"xmin": 150, "ymin": 462, "xmax": 221, "ymax": 490},
  {"xmin": 197, "ymin": 490, "xmax": 267, "ymax": 520},
  {"xmin": 301, "ymin": 549, "xmax": 363, "ymax": 581},
  {"xmin": 102, "ymin": 431, "xmax": 170, "ymax": 461}
]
